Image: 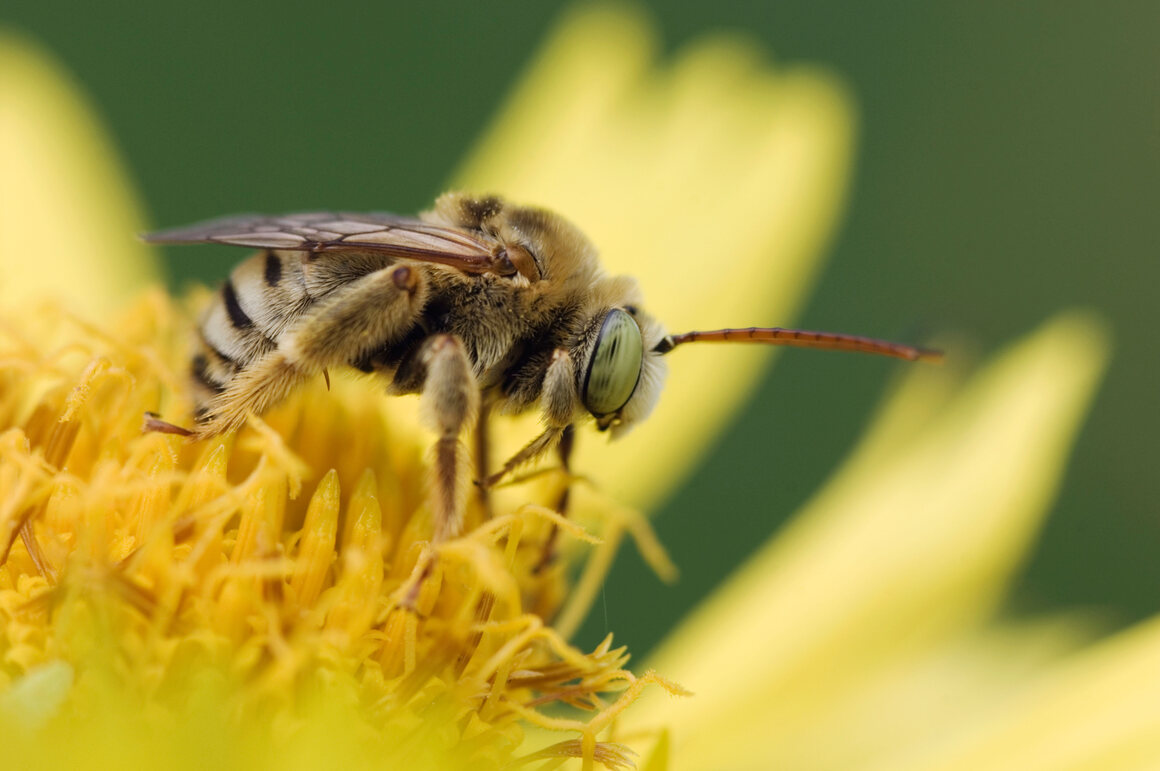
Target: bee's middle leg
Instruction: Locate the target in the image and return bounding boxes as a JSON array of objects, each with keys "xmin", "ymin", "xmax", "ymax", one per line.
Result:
[
  {"xmin": 473, "ymin": 398, "xmax": 495, "ymax": 518},
  {"xmin": 418, "ymin": 334, "xmax": 479, "ymax": 541}
]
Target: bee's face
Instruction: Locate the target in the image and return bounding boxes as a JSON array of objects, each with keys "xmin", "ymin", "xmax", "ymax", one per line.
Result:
[
  {"xmin": 429, "ymin": 193, "xmax": 670, "ymax": 437},
  {"xmin": 577, "ymin": 301, "xmax": 668, "ymax": 437},
  {"xmin": 583, "ymin": 308, "xmax": 644, "ymax": 423}
]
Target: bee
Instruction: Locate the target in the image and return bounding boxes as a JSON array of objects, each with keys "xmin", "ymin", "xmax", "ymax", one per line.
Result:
[{"xmin": 146, "ymin": 192, "xmax": 939, "ymax": 539}]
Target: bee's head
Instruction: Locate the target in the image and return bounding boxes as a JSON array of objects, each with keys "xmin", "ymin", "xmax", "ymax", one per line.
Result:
[{"xmin": 576, "ymin": 277, "xmax": 668, "ymax": 439}]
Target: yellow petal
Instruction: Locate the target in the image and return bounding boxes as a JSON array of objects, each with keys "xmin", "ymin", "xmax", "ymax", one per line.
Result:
[
  {"xmin": 453, "ymin": 5, "xmax": 854, "ymax": 509},
  {"xmin": 627, "ymin": 312, "xmax": 1109, "ymax": 770},
  {"xmin": 761, "ymin": 616, "xmax": 1094, "ymax": 771},
  {"xmin": 877, "ymin": 616, "xmax": 1160, "ymax": 771},
  {"xmin": 0, "ymin": 33, "xmax": 156, "ymax": 316}
]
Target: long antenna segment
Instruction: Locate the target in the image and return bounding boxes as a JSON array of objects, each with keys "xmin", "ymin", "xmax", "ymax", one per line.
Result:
[{"xmin": 653, "ymin": 326, "xmax": 942, "ymax": 362}]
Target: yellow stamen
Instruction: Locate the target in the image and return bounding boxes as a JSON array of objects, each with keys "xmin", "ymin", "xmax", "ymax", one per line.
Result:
[
  {"xmin": 289, "ymin": 468, "xmax": 340, "ymax": 611},
  {"xmin": 0, "ymin": 293, "xmax": 683, "ymax": 768}
]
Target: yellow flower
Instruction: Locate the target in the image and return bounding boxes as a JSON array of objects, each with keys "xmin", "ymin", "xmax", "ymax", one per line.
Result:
[{"xmin": 2, "ymin": 6, "xmax": 1154, "ymax": 771}]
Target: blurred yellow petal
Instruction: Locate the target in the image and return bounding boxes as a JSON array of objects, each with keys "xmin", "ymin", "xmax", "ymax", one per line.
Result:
[
  {"xmin": 878, "ymin": 616, "xmax": 1160, "ymax": 771},
  {"xmin": 454, "ymin": 5, "xmax": 854, "ymax": 509},
  {"xmin": 628, "ymin": 312, "xmax": 1109, "ymax": 770},
  {"xmin": 0, "ymin": 659, "xmax": 73, "ymax": 731},
  {"xmin": 804, "ymin": 617, "xmax": 1094, "ymax": 771},
  {"xmin": 0, "ymin": 33, "xmax": 156, "ymax": 315}
]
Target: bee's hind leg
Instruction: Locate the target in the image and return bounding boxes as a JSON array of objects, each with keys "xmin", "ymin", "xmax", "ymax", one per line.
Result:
[
  {"xmin": 194, "ymin": 351, "xmax": 309, "ymax": 437},
  {"xmin": 417, "ymin": 334, "xmax": 479, "ymax": 541},
  {"xmin": 196, "ymin": 264, "xmax": 427, "ymax": 438}
]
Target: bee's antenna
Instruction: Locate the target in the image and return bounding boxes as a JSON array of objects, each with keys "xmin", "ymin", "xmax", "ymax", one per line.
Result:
[{"xmin": 653, "ymin": 327, "xmax": 942, "ymax": 362}]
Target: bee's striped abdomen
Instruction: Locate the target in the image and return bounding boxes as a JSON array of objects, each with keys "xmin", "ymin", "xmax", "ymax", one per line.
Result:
[
  {"xmin": 263, "ymin": 250, "xmax": 282, "ymax": 286},
  {"xmin": 221, "ymin": 280, "xmax": 253, "ymax": 331},
  {"xmin": 191, "ymin": 249, "xmax": 312, "ymax": 418}
]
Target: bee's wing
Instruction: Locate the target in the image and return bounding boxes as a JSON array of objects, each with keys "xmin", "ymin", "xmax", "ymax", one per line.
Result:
[{"xmin": 144, "ymin": 212, "xmax": 506, "ymax": 275}]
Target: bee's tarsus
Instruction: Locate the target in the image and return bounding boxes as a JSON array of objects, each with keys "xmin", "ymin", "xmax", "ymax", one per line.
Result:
[{"xmin": 142, "ymin": 412, "xmax": 195, "ymax": 437}]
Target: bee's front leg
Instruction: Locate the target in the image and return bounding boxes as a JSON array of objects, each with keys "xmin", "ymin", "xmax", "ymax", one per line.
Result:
[
  {"xmin": 534, "ymin": 423, "xmax": 575, "ymax": 574},
  {"xmin": 418, "ymin": 334, "xmax": 479, "ymax": 541},
  {"xmin": 485, "ymin": 347, "xmax": 576, "ymax": 487}
]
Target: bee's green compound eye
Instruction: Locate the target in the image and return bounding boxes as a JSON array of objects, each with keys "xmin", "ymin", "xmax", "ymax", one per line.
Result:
[{"xmin": 583, "ymin": 308, "xmax": 643, "ymax": 416}]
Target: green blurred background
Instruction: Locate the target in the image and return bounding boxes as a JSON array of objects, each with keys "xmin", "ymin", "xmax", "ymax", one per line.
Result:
[{"xmin": 5, "ymin": 1, "xmax": 1155, "ymax": 657}]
